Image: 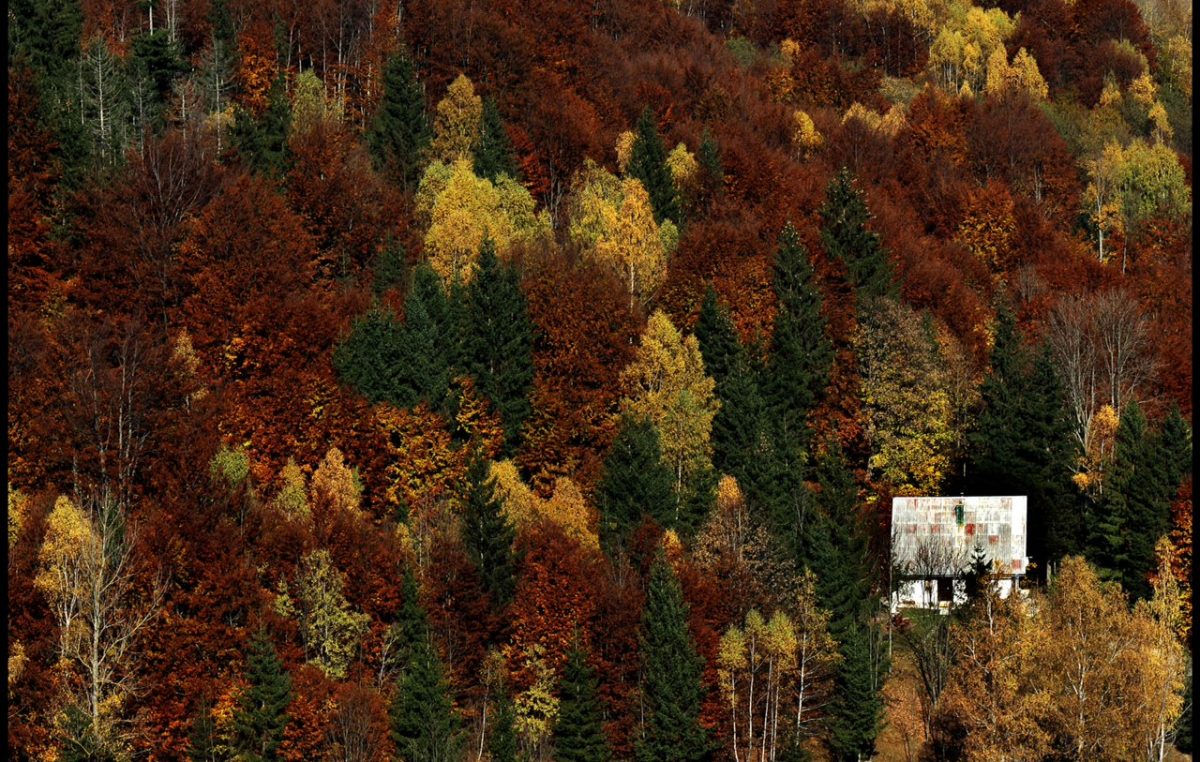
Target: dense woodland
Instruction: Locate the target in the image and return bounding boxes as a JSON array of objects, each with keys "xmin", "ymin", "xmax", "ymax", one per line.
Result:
[{"xmin": 5, "ymin": 0, "xmax": 1194, "ymax": 759}]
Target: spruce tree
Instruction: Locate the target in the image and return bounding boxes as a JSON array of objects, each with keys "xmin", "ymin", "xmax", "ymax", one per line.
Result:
[
  {"xmin": 596, "ymin": 415, "xmax": 676, "ymax": 553},
  {"xmin": 372, "ymin": 238, "xmax": 408, "ymax": 296},
  {"xmin": 628, "ymin": 108, "xmax": 679, "ymax": 225},
  {"xmin": 710, "ymin": 352, "xmax": 766, "ymax": 487},
  {"xmin": 487, "ymin": 686, "xmax": 519, "ymax": 762},
  {"xmin": 819, "ymin": 169, "xmax": 895, "ymax": 300},
  {"xmin": 461, "ymin": 239, "xmax": 535, "ymax": 448},
  {"xmin": 553, "ymin": 639, "xmax": 612, "ymax": 762},
  {"xmin": 402, "ymin": 264, "xmax": 454, "ymax": 409},
  {"xmin": 186, "ymin": 699, "xmax": 218, "ymax": 762},
  {"xmin": 697, "ymin": 127, "xmax": 723, "ymax": 204},
  {"xmin": 694, "ymin": 284, "xmax": 740, "ymax": 389},
  {"xmin": 332, "ymin": 306, "xmax": 405, "ymax": 404},
  {"xmin": 636, "ymin": 554, "xmax": 711, "ymax": 762},
  {"xmin": 231, "ymin": 73, "xmax": 291, "ymax": 176},
  {"xmin": 826, "ymin": 625, "xmax": 884, "ymax": 762},
  {"xmin": 231, "ymin": 630, "xmax": 293, "ymax": 762},
  {"xmin": 393, "ymin": 566, "xmax": 430, "ymax": 674},
  {"xmin": 763, "ymin": 222, "xmax": 833, "ymax": 444},
  {"xmin": 461, "ymin": 445, "xmax": 516, "ymax": 607},
  {"xmin": 1158, "ymin": 405, "xmax": 1193, "ymax": 498},
  {"xmin": 474, "ymin": 97, "xmax": 519, "ymax": 181},
  {"xmin": 369, "ymin": 52, "xmax": 431, "ymax": 190},
  {"xmin": 130, "ymin": 29, "xmax": 186, "ymax": 131},
  {"xmin": 389, "ymin": 639, "xmax": 463, "ymax": 762}
]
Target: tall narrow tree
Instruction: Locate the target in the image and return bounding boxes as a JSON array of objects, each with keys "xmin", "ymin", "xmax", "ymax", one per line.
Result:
[
  {"xmin": 231, "ymin": 630, "xmax": 293, "ymax": 762},
  {"xmin": 627, "ymin": 108, "xmax": 679, "ymax": 225},
  {"xmin": 819, "ymin": 169, "xmax": 895, "ymax": 299},
  {"xmin": 694, "ymin": 284, "xmax": 740, "ymax": 390},
  {"xmin": 596, "ymin": 415, "xmax": 676, "ymax": 553},
  {"xmin": 368, "ymin": 52, "xmax": 431, "ymax": 190},
  {"xmin": 553, "ymin": 638, "xmax": 612, "ymax": 762},
  {"xmin": 636, "ymin": 553, "xmax": 711, "ymax": 761},
  {"xmin": 461, "ymin": 446, "xmax": 516, "ymax": 607},
  {"xmin": 474, "ymin": 97, "xmax": 519, "ymax": 181}
]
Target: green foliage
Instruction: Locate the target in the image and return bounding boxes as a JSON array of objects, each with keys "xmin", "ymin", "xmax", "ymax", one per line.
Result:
[
  {"xmin": 553, "ymin": 639, "xmax": 612, "ymax": 762},
  {"xmin": 488, "ymin": 687, "xmax": 519, "ymax": 762},
  {"xmin": 369, "ymin": 52, "xmax": 431, "ymax": 190},
  {"xmin": 628, "ymin": 108, "xmax": 680, "ymax": 225},
  {"xmin": 694, "ymin": 284, "xmax": 740, "ymax": 388},
  {"xmin": 231, "ymin": 74, "xmax": 292, "ymax": 176},
  {"xmin": 294, "ymin": 550, "xmax": 370, "ymax": 679},
  {"xmin": 1176, "ymin": 679, "xmax": 1193, "ymax": 753},
  {"xmin": 826, "ymin": 625, "xmax": 884, "ymax": 761},
  {"xmin": 57, "ymin": 704, "xmax": 119, "ymax": 762},
  {"xmin": 332, "ymin": 306, "xmax": 406, "ymax": 404},
  {"xmin": 636, "ymin": 554, "xmax": 711, "ymax": 762},
  {"xmin": 231, "ymin": 630, "xmax": 293, "ymax": 762},
  {"xmin": 389, "ymin": 639, "xmax": 463, "ymax": 762},
  {"xmin": 461, "ymin": 446, "xmax": 517, "ymax": 607},
  {"xmin": 210, "ymin": 445, "xmax": 250, "ymax": 491},
  {"xmin": 460, "ymin": 239, "xmax": 535, "ymax": 448},
  {"xmin": 8, "ymin": 0, "xmax": 83, "ymax": 78},
  {"xmin": 186, "ymin": 699, "xmax": 219, "ymax": 762},
  {"xmin": 966, "ymin": 310, "xmax": 1076, "ymax": 566},
  {"xmin": 697, "ymin": 127, "xmax": 723, "ymax": 199},
  {"xmin": 819, "ymin": 169, "xmax": 896, "ymax": 300},
  {"xmin": 597, "ymin": 415, "xmax": 676, "ymax": 553},
  {"xmin": 763, "ymin": 222, "xmax": 833, "ymax": 442},
  {"xmin": 130, "ymin": 30, "xmax": 187, "ymax": 132},
  {"xmin": 474, "ymin": 97, "xmax": 519, "ymax": 181}
]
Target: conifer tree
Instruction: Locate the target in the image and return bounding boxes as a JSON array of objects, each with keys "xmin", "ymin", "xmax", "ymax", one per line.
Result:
[
  {"xmin": 819, "ymin": 169, "xmax": 895, "ymax": 299},
  {"xmin": 697, "ymin": 127, "xmax": 723, "ymax": 204},
  {"xmin": 131, "ymin": 29, "xmax": 186, "ymax": 132},
  {"xmin": 186, "ymin": 699, "xmax": 218, "ymax": 762},
  {"xmin": 628, "ymin": 108, "xmax": 679, "ymax": 225},
  {"xmin": 389, "ymin": 638, "xmax": 463, "ymax": 762},
  {"xmin": 461, "ymin": 239, "xmax": 534, "ymax": 448},
  {"xmin": 474, "ymin": 97, "xmax": 519, "ymax": 181},
  {"xmin": 488, "ymin": 686, "xmax": 519, "ymax": 762},
  {"xmin": 461, "ymin": 445, "xmax": 516, "ymax": 607},
  {"xmin": 827, "ymin": 626, "xmax": 884, "ymax": 762},
  {"xmin": 372, "ymin": 238, "xmax": 408, "ymax": 296},
  {"xmin": 636, "ymin": 554, "xmax": 711, "ymax": 762},
  {"xmin": 231, "ymin": 73, "xmax": 291, "ymax": 176},
  {"xmin": 369, "ymin": 52, "xmax": 431, "ymax": 190},
  {"xmin": 402, "ymin": 264, "xmax": 454, "ymax": 408},
  {"xmin": 231, "ymin": 630, "xmax": 293, "ymax": 762},
  {"xmin": 1158, "ymin": 405, "xmax": 1193, "ymax": 498},
  {"xmin": 332, "ymin": 306, "xmax": 405, "ymax": 404},
  {"xmin": 694, "ymin": 284, "xmax": 740, "ymax": 389},
  {"xmin": 596, "ymin": 415, "xmax": 676, "ymax": 553},
  {"xmin": 710, "ymin": 351, "xmax": 766, "ymax": 484},
  {"xmin": 553, "ymin": 639, "xmax": 612, "ymax": 762},
  {"xmin": 393, "ymin": 566, "xmax": 430, "ymax": 674},
  {"xmin": 763, "ymin": 222, "xmax": 833, "ymax": 443}
]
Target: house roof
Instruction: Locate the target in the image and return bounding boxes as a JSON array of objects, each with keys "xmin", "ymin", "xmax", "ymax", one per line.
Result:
[{"xmin": 891, "ymin": 496, "xmax": 1028, "ymax": 576}]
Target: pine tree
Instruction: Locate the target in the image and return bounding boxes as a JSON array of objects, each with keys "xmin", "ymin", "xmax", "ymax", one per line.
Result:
[
  {"xmin": 710, "ymin": 351, "xmax": 766, "ymax": 485},
  {"xmin": 130, "ymin": 29, "xmax": 186, "ymax": 131},
  {"xmin": 372, "ymin": 238, "xmax": 408, "ymax": 296},
  {"xmin": 596, "ymin": 415, "xmax": 676, "ymax": 553},
  {"xmin": 332, "ymin": 306, "xmax": 405, "ymax": 405},
  {"xmin": 231, "ymin": 73, "xmax": 291, "ymax": 176},
  {"xmin": 487, "ymin": 684, "xmax": 519, "ymax": 762},
  {"xmin": 1158, "ymin": 405, "xmax": 1193, "ymax": 498},
  {"xmin": 819, "ymin": 169, "xmax": 895, "ymax": 300},
  {"xmin": 389, "ymin": 639, "xmax": 463, "ymax": 762},
  {"xmin": 461, "ymin": 239, "xmax": 534, "ymax": 448},
  {"xmin": 628, "ymin": 108, "xmax": 680, "ymax": 225},
  {"xmin": 636, "ymin": 554, "xmax": 711, "ymax": 762},
  {"xmin": 461, "ymin": 445, "xmax": 516, "ymax": 607},
  {"xmin": 231, "ymin": 630, "xmax": 293, "ymax": 762},
  {"xmin": 553, "ymin": 639, "xmax": 612, "ymax": 762},
  {"xmin": 392, "ymin": 566, "xmax": 430, "ymax": 675},
  {"xmin": 402, "ymin": 264, "xmax": 454, "ymax": 409},
  {"xmin": 694, "ymin": 284, "xmax": 740, "ymax": 389},
  {"xmin": 474, "ymin": 97, "xmax": 519, "ymax": 181},
  {"xmin": 186, "ymin": 699, "xmax": 218, "ymax": 762},
  {"xmin": 763, "ymin": 222, "xmax": 833, "ymax": 444},
  {"xmin": 826, "ymin": 625, "xmax": 884, "ymax": 762},
  {"xmin": 697, "ymin": 127, "xmax": 723, "ymax": 205},
  {"xmin": 368, "ymin": 52, "xmax": 431, "ymax": 190}
]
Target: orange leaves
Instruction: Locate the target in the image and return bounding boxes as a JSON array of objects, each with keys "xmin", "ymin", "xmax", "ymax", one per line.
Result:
[
  {"xmin": 236, "ymin": 22, "xmax": 279, "ymax": 114},
  {"xmin": 373, "ymin": 404, "xmax": 466, "ymax": 515}
]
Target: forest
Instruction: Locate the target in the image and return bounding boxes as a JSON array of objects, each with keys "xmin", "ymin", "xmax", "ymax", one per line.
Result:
[{"xmin": 5, "ymin": 0, "xmax": 1193, "ymax": 759}]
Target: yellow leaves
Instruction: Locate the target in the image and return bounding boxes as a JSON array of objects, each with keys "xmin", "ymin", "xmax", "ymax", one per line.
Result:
[
  {"xmin": 273, "ymin": 458, "xmax": 310, "ymax": 521},
  {"xmin": 620, "ymin": 310, "xmax": 719, "ymax": 489},
  {"xmin": 8, "ymin": 640, "xmax": 26, "ymax": 696},
  {"xmin": 418, "ymin": 158, "xmax": 550, "ymax": 284},
  {"xmin": 290, "ymin": 69, "xmax": 338, "ymax": 136},
  {"xmin": 430, "ymin": 73, "xmax": 483, "ymax": 163},
  {"xmin": 842, "ymin": 102, "xmax": 906, "ymax": 138},
  {"xmin": 986, "ymin": 47, "xmax": 1049, "ymax": 100},
  {"xmin": 791, "ymin": 109, "xmax": 823, "ymax": 159},
  {"xmin": 311, "ymin": 447, "xmax": 362, "ymax": 515},
  {"xmin": 489, "ymin": 460, "xmax": 599, "ymax": 550},
  {"xmin": 666, "ymin": 142, "xmax": 699, "ymax": 189},
  {"xmin": 8, "ymin": 483, "xmax": 26, "ymax": 550},
  {"xmin": 512, "ymin": 644, "xmax": 559, "ymax": 748},
  {"xmin": 1161, "ymin": 35, "xmax": 1191, "ymax": 98},
  {"xmin": 615, "ymin": 130, "xmax": 636, "ymax": 173},
  {"xmin": 1073, "ymin": 404, "xmax": 1119, "ymax": 495},
  {"xmin": 780, "ymin": 38, "xmax": 801, "ymax": 65},
  {"xmin": 210, "ymin": 444, "xmax": 250, "ymax": 491},
  {"xmin": 1148, "ymin": 101, "xmax": 1173, "ymax": 143},
  {"xmin": 955, "ymin": 182, "xmax": 1017, "ymax": 275},
  {"xmin": 928, "ymin": 6, "xmax": 1014, "ymax": 93},
  {"xmin": 1098, "ymin": 77, "xmax": 1123, "ymax": 108},
  {"xmin": 35, "ymin": 496, "xmax": 93, "ymax": 600}
]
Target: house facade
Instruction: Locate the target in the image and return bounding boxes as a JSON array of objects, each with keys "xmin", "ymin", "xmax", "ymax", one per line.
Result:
[{"xmin": 890, "ymin": 495, "xmax": 1029, "ymax": 613}]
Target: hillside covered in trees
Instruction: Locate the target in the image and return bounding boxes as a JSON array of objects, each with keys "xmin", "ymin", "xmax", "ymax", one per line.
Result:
[{"xmin": 6, "ymin": 0, "xmax": 1193, "ymax": 759}]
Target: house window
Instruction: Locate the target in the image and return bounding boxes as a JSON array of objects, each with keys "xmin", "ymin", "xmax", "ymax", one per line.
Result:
[{"xmin": 937, "ymin": 577, "xmax": 954, "ymax": 603}]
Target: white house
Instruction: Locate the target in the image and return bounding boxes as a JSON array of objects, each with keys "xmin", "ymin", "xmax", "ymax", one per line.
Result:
[{"xmin": 890, "ymin": 496, "xmax": 1029, "ymax": 613}]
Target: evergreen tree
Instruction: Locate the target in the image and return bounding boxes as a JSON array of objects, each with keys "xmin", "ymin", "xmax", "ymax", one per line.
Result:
[
  {"xmin": 487, "ymin": 686, "xmax": 519, "ymax": 762},
  {"xmin": 697, "ymin": 127, "xmax": 723, "ymax": 204},
  {"xmin": 402, "ymin": 264, "xmax": 454, "ymax": 409},
  {"xmin": 1158, "ymin": 405, "xmax": 1193, "ymax": 497},
  {"xmin": 694, "ymin": 284, "xmax": 740, "ymax": 389},
  {"xmin": 186, "ymin": 699, "xmax": 218, "ymax": 762},
  {"xmin": 596, "ymin": 415, "xmax": 676, "ymax": 553},
  {"xmin": 461, "ymin": 445, "xmax": 517, "ymax": 607},
  {"xmin": 553, "ymin": 639, "xmax": 612, "ymax": 762},
  {"xmin": 636, "ymin": 554, "xmax": 711, "ymax": 762},
  {"xmin": 966, "ymin": 310, "xmax": 1076, "ymax": 569},
  {"xmin": 368, "ymin": 52, "xmax": 431, "ymax": 190},
  {"xmin": 474, "ymin": 97, "xmax": 519, "ymax": 181},
  {"xmin": 372, "ymin": 238, "xmax": 409, "ymax": 296},
  {"xmin": 710, "ymin": 352, "xmax": 766, "ymax": 489},
  {"xmin": 231, "ymin": 73, "xmax": 291, "ymax": 176},
  {"xmin": 8, "ymin": 0, "xmax": 83, "ymax": 79},
  {"xmin": 393, "ymin": 566, "xmax": 430, "ymax": 674},
  {"xmin": 628, "ymin": 108, "xmax": 680, "ymax": 225},
  {"xmin": 332, "ymin": 306, "xmax": 405, "ymax": 404},
  {"xmin": 231, "ymin": 630, "xmax": 293, "ymax": 762},
  {"xmin": 389, "ymin": 638, "xmax": 463, "ymax": 762},
  {"xmin": 461, "ymin": 239, "xmax": 535, "ymax": 448},
  {"xmin": 819, "ymin": 169, "xmax": 895, "ymax": 300},
  {"xmin": 763, "ymin": 222, "xmax": 833, "ymax": 444},
  {"xmin": 57, "ymin": 704, "xmax": 117, "ymax": 762},
  {"xmin": 826, "ymin": 625, "xmax": 884, "ymax": 762},
  {"xmin": 130, "ymin": 29, "xmax": 186, "ymax": 132}
]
